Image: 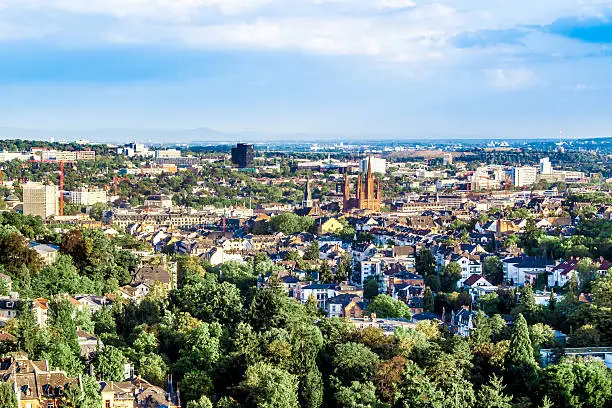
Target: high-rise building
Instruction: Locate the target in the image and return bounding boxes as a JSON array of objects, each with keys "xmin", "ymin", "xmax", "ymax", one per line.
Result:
[
  {"xmin": 513, "ymin": 166, "xmax": 538, "ymax": 187},
  {"xmin": 539, "ymin": 157, "xmax": 553, "ymax": 175},
  {"xmin": 23, "ymin": 182, "xmax": 58, "ymax": 219},
  {"xmin": 231, "ymin": 143, "xmax": 254, "ymax": 168},
  {"xmin": 343, "ymin": 158, "xmax": 382, "ymax": 212},
  {"xmin": 443, "ymin": 153, "xmax": 453, "ymax": 166},
  {"xmin": 360, "ymin": 156, "xmax": 386, "ymax": 174}
]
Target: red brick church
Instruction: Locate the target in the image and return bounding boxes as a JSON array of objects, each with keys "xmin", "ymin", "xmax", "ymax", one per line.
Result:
[{"xmin": 343, "ymin": 158, "xmax": 382, "ymax": 212}]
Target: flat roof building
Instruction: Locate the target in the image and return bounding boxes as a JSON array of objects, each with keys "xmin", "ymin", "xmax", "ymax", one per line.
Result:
[{"xmin": 23, "ymin": 182, "xmax": 58, "ymax": 219}]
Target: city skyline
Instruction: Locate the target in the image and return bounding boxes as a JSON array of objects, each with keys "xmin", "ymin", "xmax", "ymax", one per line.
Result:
[{"xmin": 2, "ymin": 1, "xmax": 612, "ymax": 139}]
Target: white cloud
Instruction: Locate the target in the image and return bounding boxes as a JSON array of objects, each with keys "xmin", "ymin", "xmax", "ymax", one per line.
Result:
[
  {"xmin": 0, "ymin": 0, "xmax": 610, "ymax": 68},
  {"xmin": 485, "ymin": 68, "xmax": 537, "ymax": 90}
]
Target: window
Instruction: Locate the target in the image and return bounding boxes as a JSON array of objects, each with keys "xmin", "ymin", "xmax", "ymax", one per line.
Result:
[
  {"xmin": 47, "ymin": 403, "xmax": 54, "ymax": 408},
  {"xmin": 106, "ymin": 400, "xmax": 111, "ymax": 408}
]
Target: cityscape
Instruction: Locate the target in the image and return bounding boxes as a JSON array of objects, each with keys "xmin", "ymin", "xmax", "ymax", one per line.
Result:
[
  {"xmin": 0, "ymin": 138, "xmax": 608, "ymax": 408},
  {"xmin": 1, "ymin": 0, "xmax": 612, "ymax": 407}
]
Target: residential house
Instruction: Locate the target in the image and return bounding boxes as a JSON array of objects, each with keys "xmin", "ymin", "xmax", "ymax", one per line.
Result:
[
  {"xmin": 0, "ymin": 356, "xmax": 78, "ymax": 408},
  {"xmin": 317, "ymin": 217, "xmax": 344, "ymax": 235},
  {"xmin": 29, "ymin": 243, "xmax": 59, "ymax": 266},
  {"xmin": 451, "ymin": 308, "xmax": 477, "ymax": 337},
  {"xmin": 462, "ymin": 274, "xmax": 497, "ymax": 301},
  {"xmin": 502, "ymin": 256, "xmax": 553, "ymax": 286},
  {"xmin": 326, "ymin": 294, "xmax": 364, "ymax": 318},
  {"xmin": 77, "ymin": 329, "xmax": 100, "ymax": 358},
  {"xmin": 297, "ymin": 284, "xmax": 339, "ymax": 309}
]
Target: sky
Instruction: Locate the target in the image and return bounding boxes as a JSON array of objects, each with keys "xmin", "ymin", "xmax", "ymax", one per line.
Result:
[{"xmin": 2, "ymin": 0, "xmax": 612, "ymax": 139}]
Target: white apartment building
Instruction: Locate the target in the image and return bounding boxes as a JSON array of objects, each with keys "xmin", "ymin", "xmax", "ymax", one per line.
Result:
[
  {"xmin": 23, "ymin": 182, "xmax": 58, "ymax": 219},
  {"xmin": 0, "ymin": 151, "xmax": 31, "ymax": 162},
  {"xmin": 513, "ymin": 166, "xmax": 538, "ymax": 187},
  {"xmin": 70, "ymin": 188, "xmax": 107, "ymax": 206}
]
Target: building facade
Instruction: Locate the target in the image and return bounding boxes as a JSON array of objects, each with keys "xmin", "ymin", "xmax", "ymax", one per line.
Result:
[
  {"xmin": 343, "ymin": 158, "xmax": 382, "ymax": 212},
  {"xmin": 231, "ymin": 143, "xmax": 254, "ymax": 168},
  {"xmin": 23, "ymin": 182, "xmax": 58, "ymax": 219}
]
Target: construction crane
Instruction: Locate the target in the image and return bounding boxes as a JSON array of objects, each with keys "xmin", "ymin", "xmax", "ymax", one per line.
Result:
[
  {"xmin": 59, "ymin": 161, "xmax": 65, "ymax": 216},
  {"xmin": 110, "ymin": 176, "xmax": 130, "ymax": 195}
]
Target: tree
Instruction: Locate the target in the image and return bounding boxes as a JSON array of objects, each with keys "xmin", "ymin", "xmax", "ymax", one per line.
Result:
[
  {"xmin": 512, "ymin": 285, "xmax": 542, "ymax": 324},
  {"xmin": 484, "ymin": 256, "xmax": 503, "ymax": 285},
  {"xmin": 270, "ymin": 213, "xmax": 314, "ymax": 235},
  {"xmin": 363, "ymin": 277, "xmax": 379, "ymax": 300},
  {"xmin": 303, "ymin": 241, "xmax": 320, "ymax": 261},
  {"xmin": 567, "ymin": 324, "xmax": 601, "ymax": 347},
  {"xmin": 44, "ymin": 342, "xmax": 83, "ymax": 377},
  {"xmin": 0, "ymin": 382, "xmax": 17, "ymax": 408},
  {"xmin": 133, "ymin": 330, "xmax": 157, "ymax": 355},
  {"xmin": 89, "ymin": 203, "xmax": 108, "ymax": 222},
  {"xmin": 367, "ymin": 295, "xmax": 412, "ymax": 319},
  {"xmin": 332, "ymin": 342, "xmax": 379, "ymax": 384},
  {"xmin": 139, "ymin": 354, "xmax": 168, "ymax": 387},
  {"xmin": 476, "ymin": 374, "xmax": 512, "ymax": 408},
  {"xmin": 319, "ymin": 262, "xmax": 332, "ymax": 284},
  {"xmin": 239, "ymin": 362, "xmax": 299, "ymax": 408},
  {"xmin": 592, "ymin": 273, "xmax": 612, "ymax": 307},
  {"xmin": 17, "ymin": 303, "xmax": 48, "ymax": 360},
  {"xmin": 505, "ymin": 314, "xmax": 538, "ymax": 390},
  {"xmin": 186, "ymin": 396, "xmax": 213, "ymax": 408},
  {"xmin": 471, "ymin": 311, "xmax": 492, "ymax": 345},
  {"xmin": 335, "ymin": 253, "xmax": 351, "ymax": 283},
  {"xmin": 423, "ymin": 287, "xmax": 434, "ymax": 312},
  {"xmin": 63, "ymin": 375, "xmax": 100, "ymax": 408},
  {"xmin": 541, "ymin": 357, "xmax": 612, "ymax": 408},
  {"xmin": 441, "ymin": 262, "xmax": 462, "ymax": 292},
  {"xmin": 299, "ymin": 368, "xmax": 323, "ymax": 408},
  {"xmin": 416, "ymin": 249, "xmax": 436, "ymax": 277},
  {"xmin": 94, "ymin": 345, "xmax": 126, "ymax": 381},
  {"xmin": 395, "ymin": 360, "xmax": 443, "ymax": 408},
  {"xmin": 521, "ymin": 218, "xmax": 544, "ymax": 253},
  {"xmin": 335, "ymin": 381, "xmax": 380, "ymax": 408}
]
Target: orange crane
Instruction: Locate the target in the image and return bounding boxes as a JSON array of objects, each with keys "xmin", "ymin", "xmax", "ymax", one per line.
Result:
[
  {"xmin": 59, "ymin": 161, "xmax": 65, "ymax": 216},
  {"xmin": 111, "ymin": 176, "xmax": 130, "ymax": 195}
]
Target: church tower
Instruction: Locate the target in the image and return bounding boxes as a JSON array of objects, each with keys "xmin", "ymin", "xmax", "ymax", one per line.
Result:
[{"xmin": 302, "ymin": 177, "xmax": 313, "ymax": 208}]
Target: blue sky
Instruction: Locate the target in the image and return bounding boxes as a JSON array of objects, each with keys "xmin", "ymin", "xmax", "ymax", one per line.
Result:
[{"xmin": 2, "ymin": 0, "xmax": 612, "ymax": 139}]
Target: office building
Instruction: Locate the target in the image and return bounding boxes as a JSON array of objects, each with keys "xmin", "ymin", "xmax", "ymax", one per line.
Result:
[
  {"xmin": 23, "ymin": 182, "xmax": 58, "ymax": 219},
  {"xmin": 360, "ymin": 156, "xmax": 386, "ymax": 174},
  {"xmin": 540, "ymin": 157, "xmax": 552, "ymax": 175},
  {"xmin": 75, "ymin": 150, "xmax": 96, "ymax": 161},
  {"xmin": 513, "ymin": 166, "xmax": 538, "ymax": 187},
  {"xmin": 155, "ymin": 149, "xmax": 181, "ymax": 159},
  {"xmin": 231, "ymin": 143, "xmax": 254, "ymax": 168},
  {"xmin": 117, "ymin": 142, "xmax": 153, "ymax": 158}
]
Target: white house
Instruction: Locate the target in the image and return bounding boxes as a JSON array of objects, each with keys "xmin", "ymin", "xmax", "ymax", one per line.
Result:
[
  {"xmin": 297, "ymin": 284, "xmax": 339, "ymax": 309},
  {"xmin": 503, "ymin": 256, "xmax": 553, "ymax": 286}
]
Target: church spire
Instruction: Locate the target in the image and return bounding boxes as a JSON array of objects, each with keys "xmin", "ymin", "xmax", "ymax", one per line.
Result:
[{"xmin": 303, "ymin": 176, "xmax": 313, "ymax": 208}]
